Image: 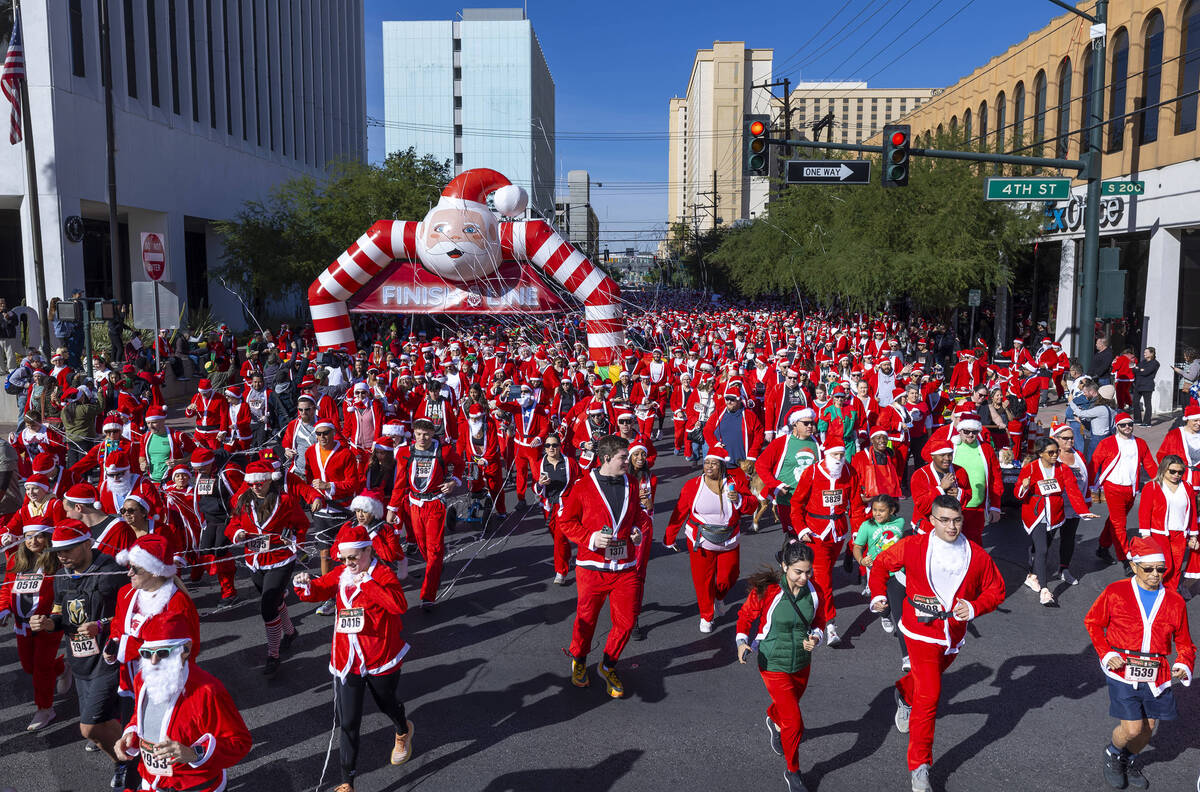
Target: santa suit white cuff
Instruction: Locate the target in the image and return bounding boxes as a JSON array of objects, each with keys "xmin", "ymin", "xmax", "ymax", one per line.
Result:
[
  {"xmin": 189, "ymin": 733, "xmax": 217, "ymax": 767},
  {"xmin": 1100, "ymin": 651, "xmax": 1123, "ymax": 673},
  {"xmin": 735, "ymin": 633, "xmax": 750, "ymax": 646},
  {"xmin": 798, "ymin": 529, "xmax": 814, "ymax": 541},
  {"xmin": 869, "ymin": 595, "xmax": 888, "ymax": 612},
  {"xmin": 588, "ymin": 531, "xmax": 604, "ymax": 551},
  {"xmin": 1173, "ymin": 663, "xmax": 1192, "ymax": 686}
]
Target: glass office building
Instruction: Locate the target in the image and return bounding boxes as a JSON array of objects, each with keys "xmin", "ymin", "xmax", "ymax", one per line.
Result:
[{"xmin": 382, "ymin": 9, "xmax": 556, "ymax": 220}]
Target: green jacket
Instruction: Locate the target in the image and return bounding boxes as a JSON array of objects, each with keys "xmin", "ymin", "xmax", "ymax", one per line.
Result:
[{"xmin": 738, "ymin": 581, "xmax": 825, "ymax": 673}]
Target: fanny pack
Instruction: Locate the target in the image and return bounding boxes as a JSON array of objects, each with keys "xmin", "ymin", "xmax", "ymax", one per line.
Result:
[{"xmin": 697, "ymin": 522, "xmax": 734, "ymax": 546}]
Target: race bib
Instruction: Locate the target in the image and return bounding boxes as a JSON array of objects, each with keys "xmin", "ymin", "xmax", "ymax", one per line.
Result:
[
  {"xmin": 414, "ymin": 458, "xmax": 434, "ymax": 479},
  {"xmin": 821, "ymin": 489, "xmax": 844, "ymax": 508},
  {"xmin": 604, "ymin": 540, "xmax": 628, "ymax": 561},
  {"xmin": 140, "ymin": 743, "xmax": 174, "ymax": 777},
  {"xmin": 336, "ymin": 607, "xmax": 365, "ymax": 634},
  {"xmin": 196, "ymin": 477, "xmax": 215, "ymax": 496},
  {"xmin": 1036, "ymin": 478, "xmax": 1062, "ymax": 496},
  {"xmin": 1123, "ymin": 657, "xmax": 1159, "ymax": 683},
  {"xmin": 70, "ymin": 634, "xmax": 100, "ymax": 657},
  {"xmin": 11, "ymin": 572, "xmax": 43, "ymax": 595},
  {"xmin": 244, "ymin": 534, "xmax": 270, "ymax": 554}
]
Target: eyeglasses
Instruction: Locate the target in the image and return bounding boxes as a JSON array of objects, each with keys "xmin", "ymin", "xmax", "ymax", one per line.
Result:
[
  {"xmin": 1137, "ymin": 564, "xmax": 1168, "ymax": 575},
  {"xmin": 138, "ymin": 646, "xmax": 180, "ymax": 661},
  {"xmin": 104, "ymin": 429, "xmax": 121, "ymax": 434},
  {"xmin": 544, "ymin": 443, "xmax": 560, "ymax": 449},
  {"xmin": 129, "ymin": 566, "xmax": 147, "ymax": 576},
  {"xmin": 1166, "ymin": 468, "xmax": 1186, "ymax": 476}
]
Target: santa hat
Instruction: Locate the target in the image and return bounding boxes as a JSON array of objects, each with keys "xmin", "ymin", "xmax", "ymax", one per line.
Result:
[
  {"xmin": 104, "ymin": 451, "xmax": 131, "ymax": 474},
  {"xmin": 928, "ymin": 442, "xmax": 955, "ymax": 456},
  {"xmin": 956, "ymin": 412, "xmax": 983, "ymax": 432},
  {"xmin": 21, "ymin": 519, "xmax": 53, "ymax": 535},
  {"xmin": 314, "ymin": 420, "xmax": 336, "ymax": 432},
  {"xmin": 869, "ymin": 427, "xmax": 889, "ymax": 438},
  {"xmin": 705, "ymin": 446, "xmax": 730, "ymax": 464},
  {"xmin": 65, "ymin": 483, "xmax": 101, "ymax": 509},
  {"xmin": 1127, "ymin": 537, "xmax": 1166, "ymax": 565},
  {"xmin": 225, "ymin": 385, "xmax": 243, "ymax": 400},
  {"xmin": 257, "ymin": 449, "xmax": 284, "ymax": 478},
  {"xmin": 722, "ymin": 383, "xmax": 742, "ymax": 400},
  {"xmin": 334, "ymin": 523, "xmax": 373, "ymax": 556},
  {"xmin": 190, "ymin": 448, "xmax": 215, "ymax": 468},
  {"xmin": 617, "ymin": 411, "xmax": 635, "ymax": 421},
  {"xmin": 102, "ymin": 412, "xmax": 125, "ymax": 432},
  {"xmin": 60, "ymin": 387, "xmax": 79, "ymax": 403},
  {"xmin": 1184, "ymin": 404, "xmax": 1200, "ymax": 421},
  {"xmin": 24, "ymin": 473, "xmax": 51, "ymax": 492},
  {"xmin": 123, "ymin": 491, "xmax": 155, "ymax": 516},
  {"xmin": 138, "ymin": 612, "xmax": 193, "ymax": 650},
  {"xmin": 197, "ymin": 378, "xmax": 213, "ymax": 392},
  {"xmin": 51, "ymin": 520, "xmax": 92, "ymax": 549},
  {"xmin": 382, "ymin": 419, "xmax": 407, "ymax": 437},
  {"xmin": 352, "ymin": 381, "xmax": 369, "ymax": 393},
  {"xmin": 243, "ymin": 460, "xmax": 275, "ymax": 485},
  {"xmin": 1114, "ymin": 412, "xmax": 1134, "ymax": 425},
  {"xmin": 629, "ymin": 443, "xmax": 649, "ymax": 458},
  {"xmin": 467, "ymin": 403, "xmax": 486, "ymax": 418},
  {"xmin": 31, "ymin": 452, "xmax": 57, "ymax": 475},
  {"xmin": 372, "ymin": 437, "xmax": 395, "ymax": 453},
  {"xmin": 116, "ymin": 533, "xmax": 177, "ymax": 578},
  {"xmin": 586, "ymin": 402, "xmax": 606, "ymax": 415},
  {"xmin": 823, "ymin": 444, "xmax": 846, "ymax": 456},
  {"xmin": 349, "ymin": 494, "xmax": 384, "ymax": 520},
  {"xmin": 144, "ymin": 405, "xmax": 167, "ymax": 423},
  {"xmin": 169, "ymin": 464, "xmax": 192, "ymax": 482},
  {"xmin": 787, "ymin": 407, "xmax": 816, "ymax": 426},
  {"xmin": 434, "ymin": 168, "xmax": 529, "ymax": 217}
]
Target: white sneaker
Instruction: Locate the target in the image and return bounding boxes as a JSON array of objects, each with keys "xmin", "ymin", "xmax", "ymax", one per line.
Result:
[
  {"xmin": 1024, "ymin": 574, "xmax": 1041, "ymax": 593},
  {"xmin": 825, "ymin": 624, "xmax": 841, "ymax": 646},
  {"xmin": 901, "ymin": 655, "xmax": 911, "ymax": 672},
  {"xmin": 56, "ymin": 664, "xmax": 73, "ymax": 695},
  {"xmin": 880, "ymin": 616, "xmax": 895, "ymax": 634},
  {"xmin": 315, "ymin": 600, "xmax": 336, "ymax": 616},
  {"xmin": 911, "ymin": 762, "xmax": 932, "ymax": 792},
  {"xmin": 894, "ymin": 688, "xmax": 911, "ymax": 733},
  {"xmin": 1061, "ymin": 569, "xmax": 1079, "ymax": 586},
  {"xmin": 553, "ymin": 573, "xmax": 567, "ymax": 585},
  {"xmin": 1039, "ymin": 588, "xmax": 1057, "ymax": 607},
  {"xmin": 27, "ymin": 708, "xmax": 56, "ymax": 731},
  {"xmin": 699, "ymin": 618, "xmax": 713, "ymax": 633}
]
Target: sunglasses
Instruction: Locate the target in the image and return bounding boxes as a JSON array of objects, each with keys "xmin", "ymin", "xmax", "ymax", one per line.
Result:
[
  {"xmin": 315, "ymin": 430, "xmax": 333, "ymax": 437},
  {"xmin": 1042, "ymin": 449, "xmax": 1060, "ymax": 456},
  {"xmin": 119, "ymin": 507, "xmax": 140, "ymax": 515},
  {"xmin": 799, "ymin": 421, "xmax": 816, "ymax": 426},
  {"xmin": 544, "ymin": 443, "xmax": 560, "ymax": 448},
  {"xmin": 138, "ymin": 646, "xmax": 180, "ymax": 661},
  {"xmin": 617, "ymin": 419, "xmax": 633, "ymax": 424},
  {"xmin": 1167, "ymin": 468, "xmax": 1186, "ymax": 476},
  {"xmin": 1137, "ymin": 564, "xmax": 1168, "ymax": 575},
  {"xmin": 959, "ymin": 429, "xmax": 978, "ymax": 435}
]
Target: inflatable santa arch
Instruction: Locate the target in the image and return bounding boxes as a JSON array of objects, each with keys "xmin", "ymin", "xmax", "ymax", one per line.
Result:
[{"xmin": 307, "ymin": 168, "xmax": 625, "ymax": 365}]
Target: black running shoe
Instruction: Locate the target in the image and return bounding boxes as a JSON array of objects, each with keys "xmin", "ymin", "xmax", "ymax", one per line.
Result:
[{"xmin": 1103, "ymin": 748, "xmax": 1128, "ymax": 789}]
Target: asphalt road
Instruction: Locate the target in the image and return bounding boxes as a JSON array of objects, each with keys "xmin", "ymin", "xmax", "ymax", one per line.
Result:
[{"xmin": 2, "ymin": 414, "xmax": 1199, "ymax": 792}]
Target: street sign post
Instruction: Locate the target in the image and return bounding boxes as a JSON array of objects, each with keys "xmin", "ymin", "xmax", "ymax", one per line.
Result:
[
  {"xmin": 1101, "ymin": 180, "xmax": 1145, "ymax": 196},
  {"xmin": 139, "ymin": 232, "xmax": 165, "ymax": 369},
  {"xmin": 967, "ymin": 289, "xmax": 981, "ymax": 307},
  {"xmin": 985, "ymin": 177, "xmax": 1072, "ymax": 201},
  {"xmin": 785, "ymin": 160, "xmax": 871, "ymax": 185}
]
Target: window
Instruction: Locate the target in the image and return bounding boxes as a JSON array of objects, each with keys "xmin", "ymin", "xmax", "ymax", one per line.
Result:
[
  {"xmin": 189, "ymin": 0, "xmax": 199, "ymax": 122},
  {"xmin": 169, "ymin": 1, "xmax": 180, "ymax": 114},
  {"xmin": 1055, "ymin": 57, "xmax": 1072, "ymax": 158},
  {"xmin": 995, "ymin": 91, "xmax": 1006, "ymax": 149},
  {"xmin": 123, "ymin": 0, "xmax": 138, "ymax": 98},
  {"xmin": 69, "ymin": 0, "xmax": 86, "ymax": 77},
  {"xmin": 1140, "ymin": 11, "xmax": 1164, "ymax": 144},
  {"xmin": 1108, "ymin": 28, "xmax": 1129, "ymax": 151},
  {"xmin": 1013, "ymin": 82, "xmax": 1025, "ymax": 142},
  {"xmin": 949, "ymin": 115, "xmax": 958, "ymax": 135},
  {"xmin": 963, "ymin": 108, "xmax": 972, "ymax": 141},
  {"xmin": 978, "ymin": 101, "xmax": 988, "ymax": 146},
  {"xmin": 1179, "ymin": 1, "xmax": 1200, "ymax": 134},
  {"xmin": 222, "ymin": 1, "xmax": 231, "ymax": 134},
  {"xmin": 1080, "ymin": 47, "xmax": 1093, "ymax": 153},
  {"xmin": 148, "ymin": 1, "xmax": 160, "ymax": 106},
  {"xmin": 1033, "ymin": 70, "xmax": 1047, "ymax": 146}
]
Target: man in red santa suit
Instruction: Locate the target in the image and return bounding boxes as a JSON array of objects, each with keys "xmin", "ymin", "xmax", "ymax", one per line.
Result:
[
  {"xmin": 495, "ymin": 383, "xmax": 550, "ymax": 505},
  {"xmin": 670, "ymin": 371, "xmax": 698, "ymax": 457},
  {"xmin": 763, "ymin": 368, "xmax": 810, "ymax": 442},
  {"xmin": 303, "ymin": 421, "xmax": 363, "ymax": 616},
  {"xmin": 1092, "ymin": 413, "xmax": 1158, "ymax": 568},
  {"xmin": 341, "ymin": 382, "xmax": 384, "ymax": 465},
  {"xmin": 869, "ymin": 496, "xmax": 1006, "ymax": 792},
  {"xmin": 557, "ymin": 434, "xmax": 651, "ymax": 698},
  {"xmin": 790, "ymin": 444, "xmax": 859, "ymax": 647},
  {"xmin": 114, "ymin": 613, "xmax": 252, "ymax": 792},
  {"xmin": 293, "ymin": 524, "xmax": 414, "ymax": 790},
  {"xmin": 1085, "ymin": 538, "xmax": 1195, "ymax": 791},
  {"xmin": 910, "ymin": 443, "xmax": 972, "ymax": 536}
]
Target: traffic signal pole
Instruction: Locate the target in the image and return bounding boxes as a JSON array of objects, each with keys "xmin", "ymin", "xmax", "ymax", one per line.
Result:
[{"xmin": 1075, "ymin": 0, "xmax": 1108, "ymax": 372}]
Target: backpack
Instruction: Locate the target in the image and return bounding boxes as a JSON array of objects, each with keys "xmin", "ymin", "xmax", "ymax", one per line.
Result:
[{"xmin": 3, "ymin": 370, "xmax": 22, "ymax": 395}]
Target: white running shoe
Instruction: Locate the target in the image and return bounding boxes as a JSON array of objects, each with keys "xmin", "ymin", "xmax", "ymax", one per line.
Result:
[
  {"xmin": 1061, "ymin": 569, "xmax": 1079, "ymax": 586},
  {"xmin": 880, "ymin": 616, "xmax": 895, "ymax": 634},
  {"xmin": 861, "ymin": 584, "xmax": 871, "ymax": 597},
  {"xmin": 699, "ymin": 618, "xmax": 714, "ymax": 633},
  {"xmin": 902, "ymin": 655, "xmax": 911, "ymax": 672},
  {"xmin": 894, "ymin": 689, "xmax": 911, "ymax": 733},
  {"xmin": 553, "ymin": 573, "xmax": 567, "ymax": 585},
  {"xmin": 315, "ymin": 600, "xmax": 336, "ymax": 616},
  {"xmin": 27, "ymin": 708, "xmax": 56, "ymax": 731},
  {"xmin": 911, "ymin": 763, "xmax": 932, "ymax": 792},
  {"xmin": 1024, "ymin": 574, "xmax": 1041, "ymax": 593},
  {"xmin": 825, "ymin": 624, "xmax": 841, "ymax": 646}
]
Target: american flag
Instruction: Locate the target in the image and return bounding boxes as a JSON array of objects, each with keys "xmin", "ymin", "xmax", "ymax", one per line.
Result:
[{"xmin": 1, "ymin": 10, "xmax": 25, "ymax": 145}]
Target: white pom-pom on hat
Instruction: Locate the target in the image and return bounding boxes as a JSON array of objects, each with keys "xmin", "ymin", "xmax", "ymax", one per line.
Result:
[{"xmin": 492, "ymin": 184, "xmax": 528, "ymax": 217}]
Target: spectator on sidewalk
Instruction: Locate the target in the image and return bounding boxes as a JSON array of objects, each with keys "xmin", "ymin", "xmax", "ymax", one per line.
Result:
[
  {"xmin": 0, "ymin": 298, "xmax": 23, "ymax": 373},
  {"xmin": 1132, "ymin": 348, "xmax": 1160, "ymax": 428}
]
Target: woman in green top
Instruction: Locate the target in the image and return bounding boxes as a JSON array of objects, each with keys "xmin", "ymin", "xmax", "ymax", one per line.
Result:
[
  {"xmin": 735, "ymin": 539, "xmax": 827, "ymax": 792},
  {"xmin": 852, "ymin": 495, "xmax": 910, "ymax": 670}
]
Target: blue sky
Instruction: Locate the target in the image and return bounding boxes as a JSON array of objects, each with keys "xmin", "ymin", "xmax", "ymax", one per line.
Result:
[{"xmin": 364, "ymin": 1, "xmax": 1080, "ymax": 251}]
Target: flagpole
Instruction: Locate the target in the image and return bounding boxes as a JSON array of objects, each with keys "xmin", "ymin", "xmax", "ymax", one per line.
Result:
[{"xmin": 12, "ymin": 0, "xmax": 50, "ymax": 359}]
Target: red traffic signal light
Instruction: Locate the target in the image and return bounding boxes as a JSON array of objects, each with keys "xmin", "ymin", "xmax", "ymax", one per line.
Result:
[
  {"xmin": 890, "ymin": 130, "xmax": 907, "ymax": 147},
  {"xmin": 749, "ymin": 120, "xmax": 766, "ymax": 137}
]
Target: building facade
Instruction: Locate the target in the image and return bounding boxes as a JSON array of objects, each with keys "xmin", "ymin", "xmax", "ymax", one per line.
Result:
[
  {"xmin": 898, "ymin": 0, "xmax": 1200, "ymax": 414},
  {"xmin": 554, "ymin": 170, "xmax": 598, "ymax": 263},
  {"xmin": 666, "ymin": 42, "xmax": 774, "ymax": 235},
  {"xmin": 0, "ymin": 1, "xmax": 365, "ymax": 330},
  {"xmin": 382, "ymin": 8, "xmax": 555, "ymax": 220},
  {"xmin": 790, "ymin": 81, "xmax": 937, "ymax": 143}
]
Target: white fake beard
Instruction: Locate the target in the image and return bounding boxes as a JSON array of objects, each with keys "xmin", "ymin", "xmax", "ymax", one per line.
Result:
[
  {"xmin": 136, "ymin": 582, "xmax": 176, "ymax": 618},
  {"xmin": 825, "ymin": 459, "xmax": 845, "ymax": 478},
  {"xmin": 141, "ymin": 651, "xmax": 186, "ymax": 705},
  {"xmin": 417, "ymin": 237, "xmax": 498, "ymax": 282}
]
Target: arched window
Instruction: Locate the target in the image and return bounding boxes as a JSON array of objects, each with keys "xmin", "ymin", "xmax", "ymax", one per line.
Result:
[
  {"xmin": 1108, "ymin": 28, "xmax": 1129, "ymax": 151},
  {"xmin": 1080, "ymin": 47, "xmax": 1095, "ymax": 153},
  {"xmin": 950, "ymin": 115, "xmax": 958, "ymax": 136},
  {"xmin": 978, "ymin": 101, "xmax": 989, "ymax": 147},
  {"xmin": 937, "ymin": 122, "xmax": 945, "ymax": 138},
  {"xmin": 1033, "ymin": 70, "xmax": 1047, "ymax": 147},
  {"xmin": 1056, "ymin": 57, "xmax": 1072, "ymax": 158},
  {"xmin": 963, "ymin": 108, "xmax": 972, "ymax": 142},
  {"xmin": 1013, "ymin": 81, "xmax": 1025, "ymax": 142},
  {"xmin": 996, "ymin": 91, "xmax": 1007, "ymax": 149},
  {"xmin": 1140, "ymin": 11, "xmax": 1164, "ymax": 144},
  {"xmin": 1178, "ymin": 0, "xmax": 1200, "ymax": 134}
]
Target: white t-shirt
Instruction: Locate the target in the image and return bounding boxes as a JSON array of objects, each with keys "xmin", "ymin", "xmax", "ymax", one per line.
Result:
[{"xmin": 1109, "ymin": 434, "xmax": 1139, "ymax": 487}]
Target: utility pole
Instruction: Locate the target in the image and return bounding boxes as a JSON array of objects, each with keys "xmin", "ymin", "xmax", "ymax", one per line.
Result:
[{"xmin": 100, "ymin": 0, "xmax": 123, "ymax": 303}]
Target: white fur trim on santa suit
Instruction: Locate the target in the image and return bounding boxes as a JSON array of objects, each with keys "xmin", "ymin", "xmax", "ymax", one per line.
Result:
[
  {"xmin": 957, "ymin": 419, "xmax": 983, "ymax": 432},
  {"xmin": 338, "ymin": 539, "xmax": 372, "ymax": 554},
  {"xmin": 1130, "ymin": 550, "xmax": 1166, "ymax": 564},
  {"xmin": 102, "ymin": 420, "xmax": 124, "ymax": 431},
  {"xmin": 116, "ymin": 545, "xmax": 177, "ymax": 578},
  {"xmin": 124, "ymin": 494, "xmax": 153, "ymax": 513}
]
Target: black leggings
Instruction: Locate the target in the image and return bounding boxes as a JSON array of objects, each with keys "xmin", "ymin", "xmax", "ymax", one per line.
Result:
[
  {"xmin": 336, "ymin": 670, "xmax": 409, "ymax": 783},
  {"xmin": 250, "ymin": 562, "xmax": 293, "ymax": 623},
  {"xmin": 886, "ymin": 576, "xmax": 908, "ymax": 656},
  {"xmin": 199, "ymin": 516, "xmax": 230, "ymax": 559},
  {"xmin": 1059, "ymin": 517, "xmax": 1080, "ymax": 569},
  {"xmin": 1028, "ymin": 523, "xmax": 1053, "ymax": 587},
  {"xmin": 1133, "ymin": 391, "xmax": 1154, "ymax": 424}
]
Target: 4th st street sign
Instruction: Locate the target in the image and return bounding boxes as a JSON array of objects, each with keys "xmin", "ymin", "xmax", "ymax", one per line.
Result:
[{"xmin": 785, "ymin": 160, "xmax": 871, "ymax": 185}]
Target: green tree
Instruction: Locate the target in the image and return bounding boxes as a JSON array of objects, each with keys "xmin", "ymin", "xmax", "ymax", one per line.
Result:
[
  {"xmin": 709, "ymin": 133, "xmax": 1044, "ymax": 314},
  {"xmin": 214, "ymin": 148, "xmax": 451, "ymax": 313}
]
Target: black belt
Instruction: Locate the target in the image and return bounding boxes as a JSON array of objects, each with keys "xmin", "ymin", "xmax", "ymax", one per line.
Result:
[
  {"xmin": 410, "ymin": 491, "xmax": 441, "ymax": 501},
  {"xmin": 807, "ymin": 513, "xmax": 843, "ymax": 521},
  {"xmin": 908, "ymin": 597, "xmax": 952, "ymax": 621},
  {"xmin": 1113, "ymin": 647, "xmax": 1166, "ymax": 658}
]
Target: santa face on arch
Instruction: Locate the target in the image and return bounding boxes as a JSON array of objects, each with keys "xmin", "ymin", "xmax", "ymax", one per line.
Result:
[{"xmin": 415, "ymin": 170, "xmax": 528, "ymax": 283}]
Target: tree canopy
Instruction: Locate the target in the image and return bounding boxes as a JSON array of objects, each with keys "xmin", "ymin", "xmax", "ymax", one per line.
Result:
[
  {"xmin": 705, "ymin": 135, "xmax": 1045, "ymax": 313},
  {"xmin": 214, "ymin": 148, "xmax": 451, "ymax": 312}
]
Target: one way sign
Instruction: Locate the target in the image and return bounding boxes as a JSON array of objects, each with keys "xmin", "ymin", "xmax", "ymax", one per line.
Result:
[{"xmin": 785, "ymin": 160, "xmax": 871, "ymax": 185}]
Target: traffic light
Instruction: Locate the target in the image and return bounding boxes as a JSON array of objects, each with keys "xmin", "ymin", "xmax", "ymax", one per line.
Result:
[
  {"xmin": 745, "ymin": 115, "xmax": 769, "ymax": 176},
  {"xmin": 882, "ymin": 124, "xmax": 910, "ymax": 187}
]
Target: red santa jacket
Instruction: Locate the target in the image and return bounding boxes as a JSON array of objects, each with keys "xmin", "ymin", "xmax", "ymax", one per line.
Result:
[
  {"xmin": 218, "ymin": 402, "xmax": 253, "ymax": 448},
  {"xmin": 910, "ymin": 463, "xmax": 973, "ymax": 534},
  {"xmin": 3, "ymin": 498, "xmax": 66, "ymax": 551},
  {"xmin": 1091, "ymin": 435, "xmax": 1158, "ymax": 489},
  {"xmin": 735, "ymin": 580, "xmax": 829, "ymax": 647},
  {"xmin": 789, "ymin": 460, "xmax": 860, "ymax": 542},
  {"xmin": 1015, "ymin": 459, "xmax": 1091, "ymax": 531},
  {"xmin": 1137, "ymin": 480, "xmax": 1198, "ymax": 541},
  {"xmin": 389, "ymin": 441, "xmax": 463, "ymax": 511},
  {"xmin": 70, "ymin": 438, "xmax": 136, "ymax": 480},
  {"xmin": 109, "ymin": 583, "xmax": 202, "ymax": 696},
  {"xmin": 1156, "ymin": 428, "xmax": 1200, "ymax": 488},
  {"xmin": 122, "ymin": 662, "xmax": 252, "ymax": 792},
  {"xmin": 226, "ymin": 492, "xmax": 309, "ymax": 570},
  {"xmin": 755, "ymin": 433, "xmax": 823, "ymax": 498},
  {"xmin": 869, "ymin": 532, "xmax": 1006, "ymax": 652},
  {"xmin": 497, "ymin": 401, "xmax": 551, "ymax": 452},
  {"xmin": 557, "ymin": 470, "xmax": 652, "ymax": 572},
  {"xmin": 664, "ymin": 472, "xmax": 756, "ymax": 551},
  {"xmin": 302, "ymin": 442, "xmax": 362, "ymax": 507},
  {"xmin": 0, "ymin": 556, "xmax": 58, "ymax": 636},
  {"xmin": 850, "ymin": 447, "xmax": 902, "ymax": 525},
  {"xmin": 762, "ymin": 383, "xmax": 809, "ymax": 438},
  {"xmin": 294, "ymin": 559, "xmax": 410, "ymax": 678},
  {"xmin": 1085, "ymin": 577, "xmax": 1195, "ymax": 695},
  {"xmin": 341, "ymin": 398, "xmax": 385, "ymax": 452}
]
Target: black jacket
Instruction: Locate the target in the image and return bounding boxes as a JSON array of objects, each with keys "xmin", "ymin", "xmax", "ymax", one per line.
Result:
[
  {"xmin": 51, "ymin": 552, "xmax": 125, "ymax": 675},
  {"xmin": 1088, "ymin": 346, "xmax": 1115, "ymax": 380},
  {"xmin": 1133, "ymin": 358, "xmax": 1160, "ymax": 392}
]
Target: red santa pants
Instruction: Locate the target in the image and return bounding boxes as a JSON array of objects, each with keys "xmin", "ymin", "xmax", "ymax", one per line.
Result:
[
  {"xmin": 17, "ymin": 630, "xmax": 64, "ymax": 710},
  {"xmin": 1052, "ymin": 372, "xmax": 1065, "ymax": 398},
  {"xmin": 1099, "ymin": 483, "xmax": 1136, "ymax": 560},
  {"xmin": 512, "ymin": 445, "xmax": 539, "ymax": 500},
  {"xmin": 761, "ymin": 666, "xmax": 811, "ymax": 773},
  {"xmin": 803, "ymin": 526, "xmax": 846, "ymax": 624},
  {"xmin": 1148, "ymin": 531, "xmax": 1197, "ymax": 591},
  {"xmin": 407, "ymin": 498, "xmax": 447, "ymax": 603},
  {"xmin": 544, "ymin": 506, "xmax": 572, "ymax": 576},
  {"xmin": 961, "ymin": 506, "xmax": 986, "ymax": 545},
  {"xmin": 896, "ymin": 638, "xmax": 959, "ymax": 770},
  {"xmin": 673, "ymin": 419, "xmax": 689, "ymax": 455},
  {"xmin": 1115, "ymin": 382, "xmax": 1133, "ymax": 410},
  {"xmin": 569, "ymin": 567, "xmax": 637, "ymax": 663},
  {"xmin": 689, "ymin": 545, "xmax": 741, "ymax": 621},
  {"xmin": 633, "ymin": 531, "xmax": 653, "ymax": 616}
]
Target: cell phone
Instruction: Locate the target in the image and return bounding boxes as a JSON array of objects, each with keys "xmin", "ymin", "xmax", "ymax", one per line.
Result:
[{"xmin": 105, "ymin": 638, "xmax": 119, "ymax": 656}]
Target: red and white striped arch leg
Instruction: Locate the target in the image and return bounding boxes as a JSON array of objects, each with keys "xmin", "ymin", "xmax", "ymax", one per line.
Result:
[{"xmin": 308, "ymin": 218, "xmax": 625, "ymax": 366}]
